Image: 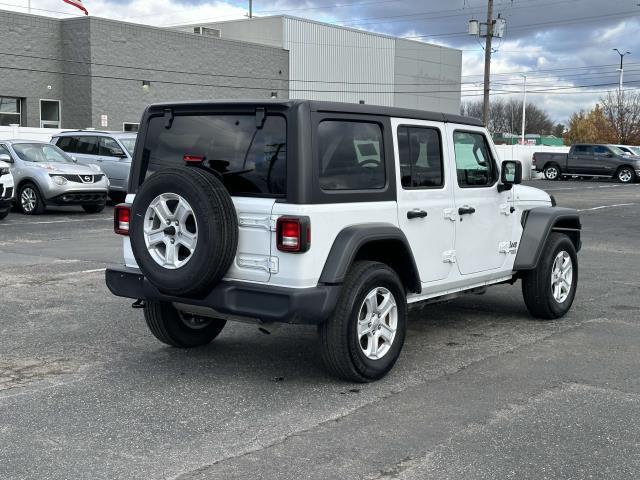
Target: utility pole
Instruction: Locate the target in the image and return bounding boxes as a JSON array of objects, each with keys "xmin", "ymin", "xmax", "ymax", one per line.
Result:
[
  {"xmin": 520, "ymin": 75, "xmax": 527, "ymax": 146},
  {"xmin": 482, "ymin": 0, "xmax": 494, "ymax": 127},
  {"xmin": 249, "ymin": 0, "xmax": 253, "ymax": 18},
  {"xmin": 468, "ymin": 2, "xmax": 505, "ymax": 128},
  {"xmin": 613, "ymin": 48, "xmax": 630, "ymax": 91}
]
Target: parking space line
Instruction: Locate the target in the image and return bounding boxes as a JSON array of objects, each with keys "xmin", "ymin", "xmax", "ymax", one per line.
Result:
[
  {"xmin": 5, "ymin": 218, "xmax": 111, "ymax": 226},
  {"xmin": 60, "ymin": 268, "xmax": 106, "ymax": 277},
  {"xmin": 578, "ymin": 203, "xmax": 638, "ymax": 212}
]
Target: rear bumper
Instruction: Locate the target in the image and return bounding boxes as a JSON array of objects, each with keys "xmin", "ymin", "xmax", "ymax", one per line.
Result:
[{"xmin": 105, "ymin": 266, "xmax": 341, "ymax": 325}]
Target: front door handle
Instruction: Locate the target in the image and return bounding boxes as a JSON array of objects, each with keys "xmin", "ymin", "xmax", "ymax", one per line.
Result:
[
  {"xmin": 407, "ymin": 209, "xmax": 428, "ymax": 219},
  {"xmin": 458, "ymin": 206, "xmax": 476, "ymax": 215}
]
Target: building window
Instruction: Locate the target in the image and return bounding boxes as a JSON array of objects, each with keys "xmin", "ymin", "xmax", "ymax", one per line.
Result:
[
  {"xmin": 40, "ymin": 99, "xmax": 61, "ymax": 128},
  {"xmin": 123, "ymin": 122, "xmax": 139, "ymax": 132},
  {"xmin": 0, "ymin": 97, "xmax": 22, "ymax": 126}
]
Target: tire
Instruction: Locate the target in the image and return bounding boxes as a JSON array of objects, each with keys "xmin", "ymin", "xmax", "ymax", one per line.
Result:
[
  {"xmin": 319, "ymin": 261, "xmax": 407, "ymax": 382},
  {"xmin": 129, "ymin": 167, "xmax": 238, "ymax": 297},
  {"xmin": 0, "ymin": 208, "xmax": 9, "ymax": 220},
  {"xmin": 18, "ymin": 182, "xmax": 45, "ymax": 215},
  {"xmin": 82, "ymin": 203, "xmax": 106, "ymax": 213},
  {"xmin": 616, "ymin": 166, "xmax": 636, "ymax": 184},
  {"xmin": 543, "ymin": 164, "xmax": 561, "ymax": 181},
  {"xmin": 144, "ymin": 300, "xmax": 226, "ymax": 348},
  {"xmin": 522, "ymin": 233, "xmax": 578, "ymax": 320}
]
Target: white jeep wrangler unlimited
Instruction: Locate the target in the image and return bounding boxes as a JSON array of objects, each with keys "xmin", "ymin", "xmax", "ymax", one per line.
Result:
[{"xmin": 106, "ymin": 100, "xmax": 581, "ymax": 382}]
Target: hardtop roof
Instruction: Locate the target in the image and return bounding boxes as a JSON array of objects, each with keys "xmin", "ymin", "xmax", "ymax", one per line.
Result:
[{"xmin": 144, "ymin": 99, "xmax": 483, "ymax": 127}]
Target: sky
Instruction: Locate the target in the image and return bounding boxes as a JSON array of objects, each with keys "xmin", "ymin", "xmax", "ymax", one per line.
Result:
[{"xmin": 2, "ymin": 0, "xmax": 640, "ymax": 123}]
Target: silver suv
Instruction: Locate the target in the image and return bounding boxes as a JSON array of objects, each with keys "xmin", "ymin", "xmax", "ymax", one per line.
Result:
[
  {"xmin": 52, "ymin": 131, "xmax": 137, "ymax": 203},
  {"xmin": 0, "ymin": 140, "xmax": 109, "ymax": 214}
]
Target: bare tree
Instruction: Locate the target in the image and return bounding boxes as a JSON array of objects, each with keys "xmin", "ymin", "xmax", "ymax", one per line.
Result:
[
  {"xmin": 461, "ymin": 98, "xmax": 554, "ymax": 135},
  {"xmin": 600, "ymin": 90, "xmax": 640, "ymax": 144}
]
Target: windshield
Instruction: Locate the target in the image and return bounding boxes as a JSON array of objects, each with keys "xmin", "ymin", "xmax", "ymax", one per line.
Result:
[
  {"xmin": 13, "ymin": 143, "xmax": 72, "ymax": 163},
  {"xmin": 142, "ymin": 114, "xmax": 286, "ymax": 197},
  {"xmin": 630, "ymin": 146, "xmax": 640, "ymax": 156},
  {"xmin": 608, "ymin": 146, "xmax": 626, "ymax": 155},
  {"xmin": 119, "ymin": 137, "xmax": 136, "ymax": 156}
]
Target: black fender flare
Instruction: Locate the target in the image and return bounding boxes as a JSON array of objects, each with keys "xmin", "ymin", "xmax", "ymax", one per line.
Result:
[
  {"xmin": 514, "ymin": 207, "xmax": 581, "ymax": 271},
  {"xmin": 318, "ymin": 223, "xmax": 421, "ymax": 294}
]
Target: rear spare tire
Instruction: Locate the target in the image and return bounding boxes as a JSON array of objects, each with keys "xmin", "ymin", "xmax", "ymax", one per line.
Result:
[{"xmin": 130, "ymin": 167, "xmax": 238, "ymax": 296}]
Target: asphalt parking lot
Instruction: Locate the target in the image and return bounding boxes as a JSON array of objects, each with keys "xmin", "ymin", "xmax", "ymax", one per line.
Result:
[{"xmin": 1, "ymin": 179, "xmax": 639, "ymax": 480}]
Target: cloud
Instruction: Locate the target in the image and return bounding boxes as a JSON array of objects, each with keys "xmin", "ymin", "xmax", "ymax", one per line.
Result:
[{"xmin": 3, "ymin": 0, "xmax": 639, "ymax": 122}]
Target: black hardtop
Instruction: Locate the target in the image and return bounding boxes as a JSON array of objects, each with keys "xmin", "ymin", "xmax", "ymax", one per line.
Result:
[{"xmin": 143, "ymin": 99, "xmax": 483, "ymax": 127}]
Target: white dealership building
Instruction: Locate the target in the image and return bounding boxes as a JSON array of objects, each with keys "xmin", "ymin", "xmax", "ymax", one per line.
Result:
[{"xmin": 174, "ymin": 15, "xmax": 462, "ymax": 114}]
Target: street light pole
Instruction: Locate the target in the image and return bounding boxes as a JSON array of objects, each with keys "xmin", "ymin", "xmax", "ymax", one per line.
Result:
[
  {"xmin": 613, "ymin": 48, "xmax": 630, "ymax": 91},
  {"xmin": 482, "ymin": 0, "xmax": 494, "ymax": 127},
  {"xmin": 249, "ymin": 0, "xmax": 253, "ymax": 18},
  {"xmin": 521, "ymin": 75, "xmax": 527, "ymax": 146}
]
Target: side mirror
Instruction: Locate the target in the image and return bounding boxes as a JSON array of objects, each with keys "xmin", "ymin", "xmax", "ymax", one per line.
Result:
[
  {"xmin": 71, "ymin": 155, "xmax": 78, "ymax": 162},
  {"xmin": 499, "ymin": 160, "xmax": 522, "ymax": 191},
  {"xmin": 0, "ymin": 153, "xmax": 11, "ymax": 163}
]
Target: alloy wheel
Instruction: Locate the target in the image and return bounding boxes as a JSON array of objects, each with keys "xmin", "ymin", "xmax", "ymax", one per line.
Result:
[
  {"xmin": 21, "ymin": 187, "xmax": 37, "ymax": 213},
  {"xmin": 143, "ymin": 193, "xmax": 198, "ymax": 269},
  {"xmin": 545, "ymin": 166, "xmax": 558, "ymax": 180},
  {"xmin": 550, "ymin": 250, "xmax": 573, "ymax": 303},
  {"xmin": 356, "ymin": 287, "xmax": 398, "ymax": 360},
  {"xmin": 618, "ymin": 168, "xmax": 633, "ymax": 183}
]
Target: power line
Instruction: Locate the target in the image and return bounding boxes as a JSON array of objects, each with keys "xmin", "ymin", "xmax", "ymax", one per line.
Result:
[
  {"xmin": 4, "ymin": 49, "xmax": 639, "ymax": 89},
  {"xmin": 2, "ymin": 63, "xmax": 637, "ymax": 97}
]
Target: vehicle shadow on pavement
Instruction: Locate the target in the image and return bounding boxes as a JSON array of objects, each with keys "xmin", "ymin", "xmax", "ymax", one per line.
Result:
[{"xmin": 119, "ymin": 286, "xmax": 541, "ymax": 385}]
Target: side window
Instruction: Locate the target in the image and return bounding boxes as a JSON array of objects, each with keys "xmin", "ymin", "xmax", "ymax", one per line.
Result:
[
  {"xmin": 75, "ymin": 136, "xmax": 99, "ymax": 155},
  {"xmin": 99, "ymin": 137, "xmax": 125, "ymax": 156},
  {"xmin": 453, "ymin": 131, "xmax": 496, "ymax": 187},
  {"xmin": 593, "ymin": 146, "xmax": 609, "ymax": 156},
  {"xmin": 573, "ymin": 145, "xmax": 591, "ymax": 155},
  {"xmin": 397, "ymin": 126, "xmax": 443, "ymax": 188},
  {"xmin": 56, "ymin": 136, "xmax": 77, "ymax": 153},
  {"xmin": 318, "ymin": 120, "xmax": 385, "ymax": 191}
]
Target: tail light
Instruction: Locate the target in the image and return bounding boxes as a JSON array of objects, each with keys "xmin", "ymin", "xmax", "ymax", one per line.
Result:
[
  {"xmin": 114, "ymin": 204, "xmax": 131, "ymax": 235},
  {"xmin": 276, "ymin": 216, "xmax": 311, "ymax": 253}
]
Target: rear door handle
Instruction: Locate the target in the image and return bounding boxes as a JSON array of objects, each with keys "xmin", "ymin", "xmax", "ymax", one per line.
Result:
[
  {"xmin": 458, "ymin": 206, "xmax": 476, "ymax": 215},
  {"xmin": 407, "ymin": 209, "xmax": 428, "ymax": 219}
]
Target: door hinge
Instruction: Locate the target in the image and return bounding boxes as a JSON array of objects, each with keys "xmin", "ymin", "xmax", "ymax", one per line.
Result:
[
  {"xmin": 237, "ymin": 255, "xmax": 279, "ymax": 273},
  {"xmin": 442, "ymin": 250, "xmax": 457, "ymax": 263},
  {"xmin": 443, "ymin": 208, "xmax": 458, "ymax": 222},
  {"xmin": 238, "ymin": 215, "xmax": 276, "ymax": 231}
]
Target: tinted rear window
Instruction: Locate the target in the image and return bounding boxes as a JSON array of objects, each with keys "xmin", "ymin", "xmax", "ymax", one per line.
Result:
[{"xmin": 142, "ymin": 115, "xmax": 286, "ymax": 197}]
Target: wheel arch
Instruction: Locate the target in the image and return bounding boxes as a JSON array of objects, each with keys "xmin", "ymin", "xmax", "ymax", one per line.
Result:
[
  {"xmin": 318, "ymin": 223, "xmax": 421, "ymax": 294},
  {"xmin": 514, "ymin": 207, "xmax": 581, "ymax": 271}
]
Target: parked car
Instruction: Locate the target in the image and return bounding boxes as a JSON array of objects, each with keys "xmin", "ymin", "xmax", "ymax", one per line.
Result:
[
  {"xmin": 105, "ymin": 100, "xmax": 582, "ymax": 382},
  {"xmin": 0, "ymin": 140, "xmax": 109, "ymax": 214},
  {"xmin": 51, "ymin": 131, "xmax": 137, "ymax": 203},
  {"xmin": 533, "ymin": 144, "xmax": 640, "ymax": 183},
  {"xmin": 0, "ymin": 155, "xmax": 14, "ymax": 220},
  {"xmin": 614, "ymin": 145, "xmax": 640, "ymax": 156}
]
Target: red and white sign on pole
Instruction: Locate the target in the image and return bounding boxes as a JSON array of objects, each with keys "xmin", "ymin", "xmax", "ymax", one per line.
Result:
[{"xmin": 63, "ymin": 0, "xmax": 88, "ymax": 15}]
